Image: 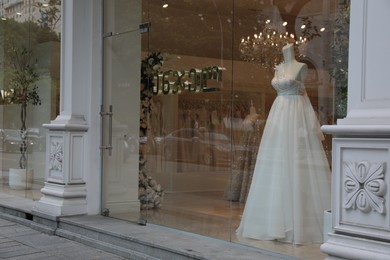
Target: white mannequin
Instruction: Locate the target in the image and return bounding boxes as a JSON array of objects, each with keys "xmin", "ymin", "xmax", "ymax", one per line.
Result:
[
  {"xmin": 236, "ymin": 42, "xmax": 331, "ymax": 245},
  {"xmin": 244, "ymin": 101, "xmax": 260, "ymax": 123},
  {"xmin": 276, "ymin": 43, "xmax": 307, "ymax": 82},
  {"xmin": 211, "ymin": 110, "xmax": 220, "ymax": 127}
]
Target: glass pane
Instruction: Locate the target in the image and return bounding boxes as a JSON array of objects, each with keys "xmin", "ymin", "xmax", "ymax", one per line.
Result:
[
  {"xmin": 0, "ymin": 0, "xmax": 61, "ymax": 200},
  {"xmin": 102, "ymin": 0, "xmax": 143, "ymax": 223},
  {"xmin": 142, "ymin": 0, "xmax": 234, "ymax": 240},
  {"xmin": 232, "ymin": 0, "xmax": 347, "ymax": 258}
]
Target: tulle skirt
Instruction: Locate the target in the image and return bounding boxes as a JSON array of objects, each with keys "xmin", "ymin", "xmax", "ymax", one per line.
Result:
[{"xmin": 236, "ymin": 94, "xmax": 331, "ymax": 244}]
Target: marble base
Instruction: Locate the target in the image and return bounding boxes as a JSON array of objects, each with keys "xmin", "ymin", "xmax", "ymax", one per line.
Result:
[
  {"xmin": 34, "ymin": 182, "xmax": 87, "ymax": 216},
  {"xmin": 321, "ymin": 233, "xmax": 390, "ymax": 260}
]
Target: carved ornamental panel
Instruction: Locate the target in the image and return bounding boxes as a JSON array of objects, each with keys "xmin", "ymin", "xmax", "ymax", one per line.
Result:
[
  {"xmin": 48, "ymin": 134, "xmax": 64, "ymax": 182},
  {"xmin": 333, "ymin": 138, "xmax": 390, "ymax": 240}
]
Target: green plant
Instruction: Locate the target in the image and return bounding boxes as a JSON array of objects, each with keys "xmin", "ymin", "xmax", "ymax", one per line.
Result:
[
  {"xmin": 329, "ymin": 0, "xmax": 350, "ymax": 120},
  {"xmin": 0, "ymin": 10, "xmax": 59, "ymax": 168},
  {"xmin": 34, "ymin": 0, "xmax": 61, "ymax": 32},
  {"xmin": 9, "ymin": 47, "xmax": 41, "ymax": 169}
]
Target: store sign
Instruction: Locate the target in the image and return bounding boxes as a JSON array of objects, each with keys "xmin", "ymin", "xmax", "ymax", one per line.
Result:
[{"xmin": 151, "ymin": 66, "xmax": 223, "ymax": 95}]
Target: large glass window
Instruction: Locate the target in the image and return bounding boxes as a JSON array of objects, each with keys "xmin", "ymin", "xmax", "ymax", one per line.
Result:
[
  {"xmin": 0, "ymin": 0, "xmax": 61, "ymax": 200},
  {"xmin": 104, "ymin": 0, "xmax": 349, "ymax": 258}
]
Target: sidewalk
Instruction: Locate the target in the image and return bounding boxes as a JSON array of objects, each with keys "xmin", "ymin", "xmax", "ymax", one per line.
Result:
[
  {"xmin": 0, "ymin": 218, "xmax": 127, "ymax": 260},
  {"xmin": 0, "ymin": 193, "xmax": 294, "ymax": 260}
]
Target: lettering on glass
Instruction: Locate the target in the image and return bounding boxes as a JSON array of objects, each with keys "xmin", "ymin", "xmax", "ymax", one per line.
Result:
[
  {"xmin": 343, "ymin": 161, "xmax": 387, "ymax": 214},
  {"xmin": 151, "ymin": 66, "xmax": 223, "ymax": 95}
]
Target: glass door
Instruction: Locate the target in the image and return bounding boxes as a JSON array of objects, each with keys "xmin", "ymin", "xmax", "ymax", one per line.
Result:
[
  {"xmin": 101, "ymin": 0, "xmax": 145, "ymax": 222},
  {"xmin": 102, "ymin": 0, "xmax": 236, "ymax": 237}
]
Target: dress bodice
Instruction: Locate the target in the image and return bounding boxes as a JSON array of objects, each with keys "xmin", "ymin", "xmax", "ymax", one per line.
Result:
[{"xmin": 271, "ymin": 75, "xmax": 305, "ymax": 96}]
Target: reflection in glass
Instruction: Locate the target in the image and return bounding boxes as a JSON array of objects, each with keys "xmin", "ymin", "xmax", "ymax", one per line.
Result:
[
  {"xmin": 101, "ymin": 0, "xmax": 143, "ymax": 224},
  {"xmin": 0, "ymin": 1, "xmax": 61, "ymax": 200}
]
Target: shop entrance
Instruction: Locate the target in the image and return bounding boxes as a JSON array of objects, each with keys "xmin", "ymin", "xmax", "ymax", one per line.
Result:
[{"xmin": 101, "ymin": 0, "xmax": 238, "ymax": 236}]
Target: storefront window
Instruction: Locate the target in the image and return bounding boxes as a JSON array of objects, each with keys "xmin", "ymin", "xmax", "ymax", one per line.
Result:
[
  {"xmin": 104, "ymin": 0, "xmax": 349, "ymax": 258},
  {"xmin": 0, "ymin": 0, "xmax": 61, "ymax": 200}
]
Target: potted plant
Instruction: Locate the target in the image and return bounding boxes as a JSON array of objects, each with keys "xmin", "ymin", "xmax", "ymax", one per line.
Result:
[{"xmin": 8, "ymin": 47, "xmax": 41, "ymax": 189}]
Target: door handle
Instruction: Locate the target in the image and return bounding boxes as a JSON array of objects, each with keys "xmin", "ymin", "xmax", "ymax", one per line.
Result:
[{"xmin": 100, "ymin": 105, "xmax": 113, "ymax": 156}]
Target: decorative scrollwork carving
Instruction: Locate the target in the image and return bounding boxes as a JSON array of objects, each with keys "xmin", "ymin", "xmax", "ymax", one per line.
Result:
[
  {"xmin": 343, "ymin": 161, "xmax": 387, "ymax": 214},
  {"xmin": 49, "ymin": 141, "xmax": 63, "ymax": 171}
]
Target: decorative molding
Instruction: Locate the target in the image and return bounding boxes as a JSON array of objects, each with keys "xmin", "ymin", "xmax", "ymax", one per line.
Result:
[
  {"xmin": 331, "ymin": 138, "xmax": 390, "ymax": 240},
  {"xmin": 49, "ymin": 140, "xmax": 64, "ymax": 171},
  {"xmin": 34, "ymin": 182, "xmax": 87, "ymax": 216},
  {"xmin": 343, "ymin": 161, "xmax": 387, "ymax": 214},
  {"xmin": 43, "ymin": 114, "xmax": 88, "ymax": 131},
  {"xmin": 321, "ymin": 125, "xmax": 390, "ymax": 136},
  {"xmin": 360, "ymin": 0, "xmax": 368, "ymax": 102},
  {"xmin": 321, "ymin": 233, "xmax": 390, "ymax": 259}
]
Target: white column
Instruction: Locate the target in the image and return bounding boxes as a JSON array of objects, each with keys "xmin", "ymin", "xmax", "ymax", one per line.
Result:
[
  {"xmin": 34, "ymin": 0, "xmax": 101, "ymax": 216},
  {"xmin": 321, "ymin": 0, "xmax": 390, "ymax": 259}
]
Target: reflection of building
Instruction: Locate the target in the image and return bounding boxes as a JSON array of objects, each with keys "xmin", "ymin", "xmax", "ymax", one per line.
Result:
[
  {"xmin": 1, "ymin": 0, "xmax": 40, "ymax": 22},
  {"xmin": 2, "ymin": 1, "xmax": 390, "ymax": 259},
  {"xmin": 0, "ymin": 0, "xmax": 60, "ymax": 33}
]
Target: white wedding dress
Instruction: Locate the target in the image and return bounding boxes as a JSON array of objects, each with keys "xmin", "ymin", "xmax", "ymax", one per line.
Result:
[{"xmin": 236, "ymin": 67, "xmax": 331, "ymax": 244}]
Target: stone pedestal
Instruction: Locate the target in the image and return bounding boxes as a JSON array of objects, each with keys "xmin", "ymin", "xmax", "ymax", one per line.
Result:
[
  {"xmin": 320, "ymin": 131, "xmax": 390, "ymax": 259},
  {"xmin": 35, "ymin": 183, "xmax": 87, "ymax": 216},
  {"xmin": 34, "ymin": 115, "xmax": 88, "ymax": 216}
]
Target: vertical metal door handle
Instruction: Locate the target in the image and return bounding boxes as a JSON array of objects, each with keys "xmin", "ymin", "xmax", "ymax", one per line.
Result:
[
  {"xmin": 108, "ymin": 105, "xmax": 113, "ymax": 156},
  {"xmin": 100, "ymin": 105, "xmax": 113, "ymax": 156}
]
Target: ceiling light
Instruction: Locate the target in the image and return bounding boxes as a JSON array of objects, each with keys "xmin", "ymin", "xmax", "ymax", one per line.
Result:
[
  {"xmin": 239, "ymin": 4, "xmax": 318, "ymax": 69},
  {"xmin": 162, "ymin": 1, "xmax": 168, "ymax": 8},
  {"xmin": 320, "ymin": 27, "xmax": 325, "ymax": 32}
]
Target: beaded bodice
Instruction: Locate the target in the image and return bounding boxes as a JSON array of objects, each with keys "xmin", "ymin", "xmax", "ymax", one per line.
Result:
[{"xmin": 272, "ymin": 64, "xmax": 306, "ymax": 96}]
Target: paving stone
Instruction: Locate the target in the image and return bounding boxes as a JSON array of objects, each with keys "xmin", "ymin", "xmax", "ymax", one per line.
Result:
[
  {"xmin": 0, "ymin": 238, "xmax": 13, "ymax": 243},
  {"xmin": 2, "ymin": 251, "xmax": 54, "ymax": 260},
  {"xmin": 0, "ymin": 219, "xmax": 129, "ymax": 260},
  {"xmin": 0, "ymin": 241, "xmax": 21, "ymax": 248},
  {"xmin": 0, "ymin": 247, "xmax": 42, "ymax": 258},
  {"xmin": 12, "ymin": 233, "xmax": 72, "ymax": 248},
  {"xmin": 0, "ymin": 244, "xmax": 31, "ymax": 253}
]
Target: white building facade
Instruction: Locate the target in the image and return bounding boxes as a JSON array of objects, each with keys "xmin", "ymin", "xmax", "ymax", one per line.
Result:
[{"xmin": 2, "ymin": 0, "xmax": 390, "ymax": 259}]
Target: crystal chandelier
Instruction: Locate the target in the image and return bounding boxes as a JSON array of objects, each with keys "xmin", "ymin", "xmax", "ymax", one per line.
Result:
[
  {"xmin": 239, "ymin": 3, "xmax": 308, "ymax": 69},
  {"xmin": 239, "ymin": 29, "xmax": 307, "ymax": 69}
]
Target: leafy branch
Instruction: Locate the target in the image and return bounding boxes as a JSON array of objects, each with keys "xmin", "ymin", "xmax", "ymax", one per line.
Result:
[
  {"xmin": 329, "ymin": 0, "xmax": 350, "ymax": 119},
  {"xmin": 9, "ymin": 47, "xmax": 41, "ymax": 106},
  {"xmin": 34, "ymin": 0, "xmax": 61, "ymax": 31}
]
